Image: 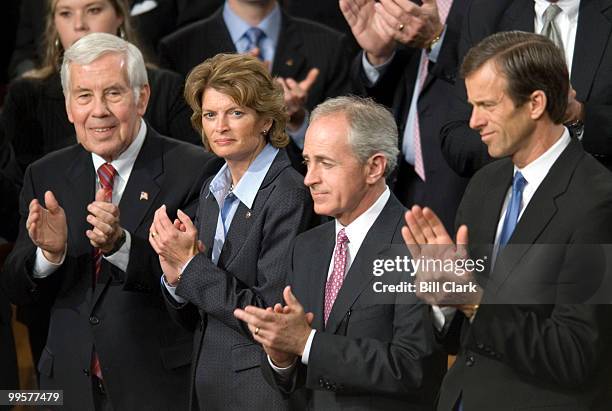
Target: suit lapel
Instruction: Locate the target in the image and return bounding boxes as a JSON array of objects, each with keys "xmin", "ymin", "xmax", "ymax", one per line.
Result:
[
  {"xmin": 489, "ymin": 140, "xmax": 584, "ymax": 294},
  {"xmin": 325, "ymin": 196, "xmax": 404, "ymax": 334},
  {"xmin": 199, "ymin": 186, "xmax": 219, "ymax": 259},
  {"xmin": 500, "ymin": 0, "xmax": 535, "ymax": 32},
  {"xmin": 118, "ymin": 129, "xmax": 162, "ymax": 234},
  {"xmin": 571, "ymin": 0, "xmax": 612, "ymax": 101},
  {"xmin": 271, "ymin": 12, "xmax": 306, "ymax": 79}
]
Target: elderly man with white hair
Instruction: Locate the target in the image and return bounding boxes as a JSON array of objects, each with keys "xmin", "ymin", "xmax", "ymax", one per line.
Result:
[{"xmin": 1, "ymin": 32, "xmax": 221, "ymax": 411}]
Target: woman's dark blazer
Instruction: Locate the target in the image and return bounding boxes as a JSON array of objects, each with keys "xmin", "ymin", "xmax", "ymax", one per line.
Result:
[{"xmin": 164, "ymin": 148, "xmax": 316, "ymax": 411}]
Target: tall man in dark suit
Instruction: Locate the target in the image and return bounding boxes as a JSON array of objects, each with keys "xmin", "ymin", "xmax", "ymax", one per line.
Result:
[
  {"xmin": 235, "ymin": 96, "xmax": 446, "ymax": 410},
  {"xmin": 1, "ymin": 33, "xmax": 221, "ymax": 411},
  {"xmin": 441, "ymin": 0, "xmax": 612, "ymax": 176},
  {"xmin": 342, "ymin": 0, "xmax": 470, "ymax": 232},
  {"xmin": 158, "ymin": 0, "xmax": 352, "ymax": 169},
  {"xmin": 403, "ymin": 32, "xmax": 612, "ymax": 410}
]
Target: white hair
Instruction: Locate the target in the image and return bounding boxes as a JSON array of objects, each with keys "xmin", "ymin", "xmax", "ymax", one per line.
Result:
[
  {"xmin": 60, "ymin": 32, "xmax": 148, "ymax": 100},
  {"xmin": 310, "ymin": 96, "xmax": 399, "ymax": 177}
]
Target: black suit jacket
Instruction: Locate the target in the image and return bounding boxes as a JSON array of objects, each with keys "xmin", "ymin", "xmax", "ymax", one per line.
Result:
[
  {"xmin": 261, "ymin": 193, "xmax": 446, "ymax": 410},
  {"xmin": 438, "ymin": 139, "xmax": 612, "ymax": 410},
  {"xmin": 0, "ymin": 288, "xmax": 18, "ymax": 401},
  {"xmin": 3, "ymin": 68, "xmax": 201, "ymax": 174},
  {"xmin": 353, "ymin": 0, "xmax": 470, "ymax": 232},
  {"xmin": 163, "ymin": 149, "xmax": 315, "ymax": 410},
  {"xmin": 0, "ymin": 127, "xmax": 222, "ymax": 411},
  {"xmin": 441, "ymin": 0, "xmax": 612, "ymax": 177}
]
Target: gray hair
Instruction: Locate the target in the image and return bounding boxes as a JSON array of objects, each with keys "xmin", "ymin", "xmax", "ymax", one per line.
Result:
[
  {"xmin": 60, "ymin": 32, "xmax": 148, "ymax": 99},
  {"xmin": 310, "ymin": 96, "xmax": 399, "ymax": 177}
]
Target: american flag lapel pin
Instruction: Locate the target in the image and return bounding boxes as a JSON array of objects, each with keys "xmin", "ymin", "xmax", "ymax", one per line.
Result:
[{"xmin": 140, "ymin": 191, "xmax": 149, "ymax": 201}]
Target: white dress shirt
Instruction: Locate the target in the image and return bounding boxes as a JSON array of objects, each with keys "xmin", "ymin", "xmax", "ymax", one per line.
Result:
[{"xmin": 33, "ymin": 119, "xmax": 147, "ymax": 277}]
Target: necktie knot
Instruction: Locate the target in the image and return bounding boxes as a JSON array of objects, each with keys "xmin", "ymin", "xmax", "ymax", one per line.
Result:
[
  {"xmin": 336, "ymin": 228, "xmax": 349, "ymax": 247},
  {"xmin": 512, "ymin": 171, "xmax": 527, "ymax": 195},
  {"xmin": 498, "ymin": 171, "xmax": 527, "ymax": 247},
  {"xmin": 97, "ymin": 163, "xmax": 116, "ymax": 202},
  {"xmin": 541, "ymin": 4, "xmax": 563, "ymax": 49},
  {"xmin": 543, "ymin": 3, "xmax": 562, "ymax": 22},
  {"xmin": 245, "ymin": 27, "xmax": 265, "ymax": 54}
]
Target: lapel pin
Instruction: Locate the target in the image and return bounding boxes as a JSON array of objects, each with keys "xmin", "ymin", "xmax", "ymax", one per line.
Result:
[
  {"xmin": 285, "ymin": 59, "xmax": 294, "ymax": 67},
  {"xmin": 139, "ymin": 191, "xmax": 149, "ymax": 201},
  {"xmin": 245, "ymin": 211, "xmax": 252, "ymax": 219}
]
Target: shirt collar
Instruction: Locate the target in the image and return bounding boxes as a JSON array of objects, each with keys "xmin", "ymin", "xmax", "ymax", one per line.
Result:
[
  {"xmin": 91, "ymin": 118, "xmax": 147, "ymax": 180},
  {"xmin": 334, "ymin": 186, "xmax": 391, "ymax": 249},
  {"xmin": 209, "ymin": 143, "xmax": 279, "ymax": 209},
  {"xmin": 514, "ymin": 127, "xmax": 571, "ymax": 188},
  {"xmin": 534, "ymin": 0, "xmax": 580, "ymax": 20},
  {"xmin": 223, "ymin": 1, "xmax": 281, "ymax": 47}
]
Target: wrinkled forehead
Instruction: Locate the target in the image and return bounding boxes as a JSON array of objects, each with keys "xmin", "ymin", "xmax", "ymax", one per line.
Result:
[{"xmin": 68, "ymin": 52, "xmax": 129, "ymax": 90}]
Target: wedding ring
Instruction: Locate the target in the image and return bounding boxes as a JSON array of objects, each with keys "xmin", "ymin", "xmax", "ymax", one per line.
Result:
[
  {"xmin": 150, "ymin": 231, "xmax": 157, "ymax": 238},
  {"xmin": 254, "ymin": 327, "xmax": 260, "ymax": 336},
  {"xmin": 398, "ymin": 23, "xmax": 405, "ymax": 31}
]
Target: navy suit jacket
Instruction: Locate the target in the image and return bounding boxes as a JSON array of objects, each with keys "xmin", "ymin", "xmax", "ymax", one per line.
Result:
[{"xmin": 1, "ymin": 127, "xmax": 221, "ymax": 411}]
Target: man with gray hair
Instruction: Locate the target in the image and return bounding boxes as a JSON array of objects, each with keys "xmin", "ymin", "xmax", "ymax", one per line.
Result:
[
  {"xmin": 2, "ymin": 33, "xmax": 221, "ymax": 410},
  {"xmin": 234, "ymin": 96, "xmax": 445, "ymax": 410}
]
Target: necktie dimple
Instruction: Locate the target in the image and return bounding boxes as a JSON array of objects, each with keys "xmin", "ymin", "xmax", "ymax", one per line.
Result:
[
  {"xmin": 324, "ymin": 228, "xmax": 350, "ymax": 325},
  {"xmin": 411, "ymin": 0, "xmax": 453, "ymax": 181},
  {"xmin": 541, "ymin": 3, "xmax": 563, "ymax": 49},
  {"xmin": 91, "ymin": 162, "xmax": 116, "ymax": 381},
  {"xmin": 244, "ymin": 27, "xmax": 265, "ymax": 61},
  {"xmin": 498, "ymin": 171, "xmax": 527, "ymax": 248}
]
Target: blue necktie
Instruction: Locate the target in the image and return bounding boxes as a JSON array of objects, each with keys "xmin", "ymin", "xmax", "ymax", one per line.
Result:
[
  {"xmin": 244, "ymin": 27, "xmax": 265, "ymax": 60},
  {"xmin": 498, "ymin": 171, "xmax": 527, "ymax": 247},
  {"xmin": 220, "ymin": 192, "xmax": 237, "ymax": 236}
]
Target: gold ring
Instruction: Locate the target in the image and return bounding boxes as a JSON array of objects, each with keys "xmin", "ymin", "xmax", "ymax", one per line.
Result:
[
  {"xmin": 254, "ymin": 327, "xmax": 260, "ymax": 336},
  {"xmin": 150, "ymin": 231, "xmax": 157, "ymax": 238},
  {"xmin": 398, "ymin": 23, "xmax": 405, "ymax": 31}
]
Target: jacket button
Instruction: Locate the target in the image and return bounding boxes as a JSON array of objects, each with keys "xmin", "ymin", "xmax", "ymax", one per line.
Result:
[
  {"xmin": 466, "ymin": 354, "xmax": 475, "ymax": 367},
  {"xmin": 83, "ymin": 368, "xmax": 90, "ymax": 376},
  {"xmin": 318, "ymin": 378, "xmax": 325, "ymax": 388},
  {"xmin": 476, "ymin": 343, "xmax": 484, "ymax": 350},
  {"xmin": 89, "ymin": 316, "xmax": 100, "ymax": 325}
]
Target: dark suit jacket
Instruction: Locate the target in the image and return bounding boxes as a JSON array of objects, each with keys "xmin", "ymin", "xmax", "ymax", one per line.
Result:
[
  {"xmin": 0, "ymin": 129, "xmax": 21, "ymax": 241},
  {"xmin": 441, "ymin": 0, "xmax": 612, "ymax": 177},
  {"xmin": 0, "ymin": 288, "xmax": 18, "ymax": 400},
  {"xmin": 3, "ymin": 67, "xmax": 201, "ymax": 174},
  {"xmin": 0, "ymin": 127, "xmax": 222, "ymax": 411},
  {"xmin": 261, "ymin": 193, "xmax": 446, "ymax": 410},
  {"xmin": 163, "ymin": 149, "xmax": 315, "ymax": 410},
  {"xmin": 353, "ymin": 0, "xmax": 470, "ymax": 232},
  {"xmin": 438, "ymin": 139, "xmax": 612, "ymax": 410}
]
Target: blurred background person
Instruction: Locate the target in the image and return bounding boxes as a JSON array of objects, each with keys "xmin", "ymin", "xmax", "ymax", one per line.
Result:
[
  {"xmin": 150, "ymin": 53, "xmax": 315, "ymax": 411},
  {"xmin": 158, "ymin": 0, "xmax": 354, "ymax": 172},
  {"xmin": 4, "ymin": 0, "xmax": 200, "ymax": 176}
]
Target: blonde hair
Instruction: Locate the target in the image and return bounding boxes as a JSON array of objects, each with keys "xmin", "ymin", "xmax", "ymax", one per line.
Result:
[{"xmin": 184, "ymin": 53, "xmax": 289, "ymax": 150}]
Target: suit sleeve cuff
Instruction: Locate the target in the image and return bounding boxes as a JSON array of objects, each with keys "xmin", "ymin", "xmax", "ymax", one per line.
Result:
[
  {"xmin": 104, "ymin": 230, "xmax": 131, "ymax": 272},
  {"xmin": 161, "ymin": 274, "xmax": 187, "ymax": 304},
  {"xmin": 361, "ymin": 51, "xmax": 395, "ymax": 85}
]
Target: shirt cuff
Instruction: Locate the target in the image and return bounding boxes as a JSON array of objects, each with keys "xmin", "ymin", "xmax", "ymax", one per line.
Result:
[
  {"xmin": 103, "ymin": 230, "xmax": 131, "ymax": 272},
  {"xmin": 161, "ymin": 274, "xmax": 187, "ymax": 304},
  {"xmin": 268, "ymin": 355, "xmax": 297, "ymax": 382},
  {"xmin": 426, "ymin": 25, "xmax": 448, "ymax": 63},
  {"xmin": 431, "ymin": 305, "xmax": 457, "ymax": 333},
  {"xmin": 300, "ymin": 329, "xmax": 317, "ymax": 365},
  {"xmin": 287, "ymin": 110, "xmax": 309, "ymax": 150},
  {"xmin": 33, "ymin": 246, "xmax": 66, "ymax": 278},
  {"xmin": 361, "ymin": 50, "xmax": 395, "ymax": 85}
]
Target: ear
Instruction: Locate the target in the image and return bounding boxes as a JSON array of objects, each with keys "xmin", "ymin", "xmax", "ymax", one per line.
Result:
[
  {"xmin": 529, "ymin": 90, "xmax": 547, "ymax": 120},
  {"xmin": 365, "ymin": 153, "xmax": 387, "ymax": 185},
  {"xmin": 136, "ymin": 84, "xmax": 150, "ymax": 117}
]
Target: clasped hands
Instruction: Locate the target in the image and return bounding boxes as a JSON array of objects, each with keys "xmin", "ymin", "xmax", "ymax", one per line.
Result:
[
  {"xmin": 234, "ymin": 286, "xmax": 313, "ymax": 368},
  {"xmin": 402, "ymin": 205, "xmax": 483, "ymax": 313},
  {"xmin": 27, "ymin": 189, "xmax": 124, "ymax": 263},
  {"xmin": 148, "ymin": 205, "xmax": 202, "ymax": 286}
]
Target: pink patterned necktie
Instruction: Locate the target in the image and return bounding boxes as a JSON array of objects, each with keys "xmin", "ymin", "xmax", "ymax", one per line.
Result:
[
  {"xmin": 324, "ymin": 228, "xmax": 350, "ymax": 325},
  {"xmin": 413, "ymin": 0, "xmax": 453, "ymax": 181},
  {"xmin": 91, "ymin": 162, "xmax": 116, "ymax": 381}
]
